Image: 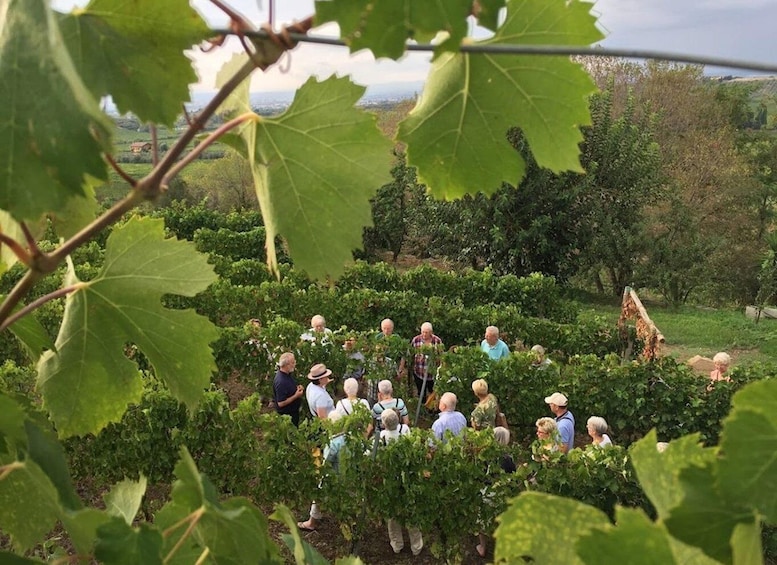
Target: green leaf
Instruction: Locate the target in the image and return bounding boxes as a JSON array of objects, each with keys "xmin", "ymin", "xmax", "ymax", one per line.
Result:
[
  {"xmin": 730, "ymin": 521, "xmax": 762, "ymax": 565},
  {"xmin": 219, "ymin": 66, "xmax": 393, "ymax": 280},
  {"xmin": 24, "ymin": 416, "xmax": 81, "ymax": 511},
  {"xmin": 577, "ymin": 507, "xmax": 677, "ymax": 565},
  {"xmin": 0, "ymin": 394, "xmax": 28, "ymax": 450},
  {"xmin": 314, "ymin": 0, "xmax": 472, "ymax": 59},
  {"xmin": 271, "ymin": 504, "xmax": 331, "ymax": 565},
  {"xmin": 37, "ymin": 216, "xmax": 219, "ymax": 437},
  {"xmin": 94, "ymin": 518, "xmax": 164, "ymax": 565},
  {"xmin": 49, "ymin": 181, "xmax": 101, "ymax": 240},
  {"xmin": 156, "ymin": 449, "xmax": 283, "ymax": 565},
  {"xmin": 104, "ymin": 476, "xmax": 147, "ymax": 525},
  {"xmin": 476, "ymin": 0, "xmax": 506, "ymax": 31},
  {"xmin": 62, "ymin": 507, "xmax": 112, "ymax": 556},
  {"xmin": 665, "ymin": 462, "xmax": 754, "ymax": 564},
  {"xmin": 58, "ymin": 0, "xmax": 210, "ymax": 125},
  {"xmin": 0, "ymin": 457, "xmax": 61, "ymax": 551},
  {"xmin": 0, "ymin": 0, "xmax": 111, "ymax": 221},
  {"xmin": 6, "ymin": 308, "xmax": 54, "ymax": 360},
  {"xmin": 0, "ymin": 211, "xmax": 40, "ymax": 273},
  {"xmin": 494, "ymin": 492, "xmax": 610, "ymax": 565},
  {"xmin": 718, "ymin": 379, "xmax": 777, "ymax": 523},
  {"xmin": 629, "ymin": 430, "xmax": 715, "ymax": 519},
  {"xmin": 397, "ymin": 0, "xmax": 602, "ymax": 199},
  {"xmin": 0, "ymin": 552, "xmax": 45, "ymax": 564}
]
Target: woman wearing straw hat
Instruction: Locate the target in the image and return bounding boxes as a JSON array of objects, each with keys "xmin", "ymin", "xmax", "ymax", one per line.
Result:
[{"xmin": 305, "ymin": 363, "xmax": 335, "ymax": 419}]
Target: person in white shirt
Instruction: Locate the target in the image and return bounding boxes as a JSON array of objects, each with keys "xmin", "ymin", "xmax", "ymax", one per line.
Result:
[
  {"xmin": 587, "ymin": 416, "xmax": 613, "ymax": 447},
  {"xmin": 305, "ymin": 363, "xmax": 335, "ymax": 419},
  {"xmin": 335, "ymin": 377, "xmax": 370, "ymax": 417}
]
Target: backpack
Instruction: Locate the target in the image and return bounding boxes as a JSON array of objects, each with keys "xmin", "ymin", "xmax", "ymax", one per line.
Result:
[{"xmin": 375, "ymin": 399, "xmax": 405, "ymax": 430}]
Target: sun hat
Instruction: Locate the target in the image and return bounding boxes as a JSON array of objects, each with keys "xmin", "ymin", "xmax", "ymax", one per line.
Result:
[
  {"xmin": 544, "ymin": 392, "xmax": 568, "ymax": 406},
  {"xmin": 307, "ymin": 363, "xmax": 333, "ymax": 381}
]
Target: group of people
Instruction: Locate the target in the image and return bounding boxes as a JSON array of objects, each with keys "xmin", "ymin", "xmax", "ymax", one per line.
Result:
[{"xmin": 272, "ymin": 316, "xmax": 613, "ymax": 557}]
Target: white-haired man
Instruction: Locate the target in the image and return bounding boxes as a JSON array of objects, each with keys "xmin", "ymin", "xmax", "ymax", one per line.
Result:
[
  {"xmin": 301, "ymin": 314, "xmax": 333, "ymax": 343},
  {"xmin": 273, "ymin": 352, "xmax": 303, "ymax": 426},
  {"xmin": 480, "ymin": 325, "xmax": 510, "ymax": 361},
  {"xmin": 431, "ymin": 392, "xmax": 467, "ymax": 441},
  {"xmin": 410, "ymin": 322, "xmax": 443, "ymax": 404}
]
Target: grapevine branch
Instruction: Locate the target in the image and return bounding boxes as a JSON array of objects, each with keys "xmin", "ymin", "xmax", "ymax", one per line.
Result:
[
  {"xmin": 0, "ymin": 232, "xmax": 31, "ymax": 266},
  {"xmin": 0, "ymin": 284, "xmax": 83, "ymax": 333},
  {"xmin": 0, "ymin": 17, "xmax": 313, "ymax": 328}
]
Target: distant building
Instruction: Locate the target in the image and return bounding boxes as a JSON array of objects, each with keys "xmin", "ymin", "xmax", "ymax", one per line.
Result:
[{"xmin": 130, "ymin": 142, "xmax": 152, "ymax": 153}]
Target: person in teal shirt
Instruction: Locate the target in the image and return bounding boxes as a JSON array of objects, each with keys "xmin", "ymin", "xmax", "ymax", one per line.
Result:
[{"xmin": 480, "ymin": 326, "xmax": 510, "ymax": 361}]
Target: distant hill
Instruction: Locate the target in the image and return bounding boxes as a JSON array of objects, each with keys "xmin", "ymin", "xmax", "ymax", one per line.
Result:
[{"xmin": 715, "ymin": 75, "xmax": 777, "ymax": 128}]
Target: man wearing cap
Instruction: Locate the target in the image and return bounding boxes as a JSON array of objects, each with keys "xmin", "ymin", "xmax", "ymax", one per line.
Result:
[
  {"xmin": 306, "ymin": 363, "xmax": 335, "ymax": 419},
  {"xmin": 480, "ymin": 326, "xmax": 510, "ymax": 361},
  {"xmin": 545, "ymin": 392, "xmax": 575, "ymax": 453},
  {"xmin": 273, "ymin": 352, "xmax": 304, "ymax": 426}
]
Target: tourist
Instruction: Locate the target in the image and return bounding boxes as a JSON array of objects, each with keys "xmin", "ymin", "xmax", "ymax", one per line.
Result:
[
  {"xmin": 431, "ymin": 392, "xmax": 467, "ymax": 441},
  {"xmin": 586, "ymin": 416, "xmax": 613, "ymax": 447},
  {"xmin": 480, "ymin": 325, "xmax": 510, "ymax": 360},
  {"xmin": 410, "ymin": 322, "xmax": 443, "ymax": 404},
  {"xmin": 272, "ymin": 352, "xmax": 304, "ymax": 426},
  {"xmin": 544, "ymin": 391, "xmax": 575, "ymax": 453}
]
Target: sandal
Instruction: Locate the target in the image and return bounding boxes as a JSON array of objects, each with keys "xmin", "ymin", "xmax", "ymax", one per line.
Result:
[{"xmin": 297, "ymin": 520, "xmax": 317, "ymax": 532}]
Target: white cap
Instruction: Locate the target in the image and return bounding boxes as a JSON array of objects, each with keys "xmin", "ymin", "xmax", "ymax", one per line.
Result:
[{"xmin": 544, "ymin": 392, "xmax": 568, "ymax": 406}]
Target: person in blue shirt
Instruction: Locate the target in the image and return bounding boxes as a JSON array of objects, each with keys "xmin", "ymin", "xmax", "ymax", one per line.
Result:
[
  {"xmin": 480, "ymin": 326, "xmax": 510, "ymax": 361},
  {"xmin": 544, "ymin": 392, "xmax": 575, "ymax": 453},
  {"xmin": 431, "ymin": 392, "xmax": 467, "ymax": 441}
]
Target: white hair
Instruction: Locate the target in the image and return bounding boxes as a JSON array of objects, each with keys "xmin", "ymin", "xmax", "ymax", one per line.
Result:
[
  {"xmin": 343, "ymin": 377, "xmax": 359, "ymax": 397},
  {"xmin": 380, "ymin": 408, "xmax": 399, "ymax": 431},
  {"xmin": 381, "ymin": 318, "xmax": 394, "ymax": 331},
  {"xmin": 311, "ymin": 314, "xmax": 326, "ymax": 327},
  {"xmin": 713, "ymin": 352, "xmax": 731, "ymax": 365},
  {"xmin": 278, "ymin": 352, "xmax": 295, "ymax": 370},
  {"xmin": 328, "ymin": 410, "xmax": 343, "ymax": 422},
  {"xmin": 440, "ymin": 392, "xmax": 457, "ymax": 411},
  {"xmin": 421, "ymin": 322, "xmax": 433, "ymax": 333},
  {"xmin": 531, "ymin": 344, "xmax": 545, "ymax": 355},
  {"xmin": 378, "ymin": 379, "xmax": 393, "ymax": 396},
  {"xmin": 493, "ymin": 426, "xmax": 510, "ymax": 445},
  {"xmin": 587, "ymin": 416, "xmax": 609, "ymax": 435},
  {"xmin": 486, "ymin": 325, "xmax": 499, "ymax": 336}
]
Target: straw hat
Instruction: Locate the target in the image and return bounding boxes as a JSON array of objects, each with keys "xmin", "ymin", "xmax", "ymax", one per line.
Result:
[{"xmin": 307, "ymin": 363, "xmax": 333, "ymax": 381}]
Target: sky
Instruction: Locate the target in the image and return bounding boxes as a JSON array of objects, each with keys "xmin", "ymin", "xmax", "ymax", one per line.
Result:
[{"xmin": 52, "ymin": 0, "xmax": 777, "ymax": 94}]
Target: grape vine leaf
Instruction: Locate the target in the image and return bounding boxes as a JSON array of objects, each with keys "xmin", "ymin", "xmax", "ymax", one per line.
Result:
[
  {"xmin": 0, "ymin": 552, "xmax": 44, "ymax": 564},
  {"xmin": 577, "ymin": 507, "xmax": 677, "ymax": 565},
  {"xmin": 476, "ymin": 0, "xmax": 507, "ymax": 31},
  {"xmin": 62, "ymin": 508, "xmax": 112, "ymax": 556},
  {"xmin": 36, "ymin": 216, "xmax": 219, "ymax": 437},
  {"xmin": 49, "ymin": 181, "xmax": 101, "ymax": 240},
  {"xmin": 718, "ymin": 379, "xmax": 777, "ymax": 523},
  {"xmin": 397, "ymin": 0, "xmax": 602, "ymax": 199},
  {"xmin": 57, "ymin": 0, "xmax": 210, "ymax": 125},
  {"xmin": 0, "ymin": 457, "xmax": 61, "ymax": 551},
  {"xmin": 664, "ymin": 462, "xmax": 754, "ymax": 564},
  {"xmin": 0, "ymin": 211, "xmax": 40, "ymax": 273},
  {"xmin": 314, "ymin": 0, "xmax": 472, "ymax": 60},
  {"xmin": 104, "ymin": 476, "xmax": 147, "ymax": 525},
  {"xmin": 730, "ymin": 522, "xmax": 763, "ymax": 565},
  {"xmin": 0, "ymin": 0, "xmax": 111, "ymax": 221},
  {"xmin": 629, "ymin": 431, "xmax": 715, "ymax": 519},
  {"xmin": 0, "ymin": 295, "xmax": 54, "ymax": 360},
  {"xmin": 94, "ymin": 519, "xmax": 164, "ymax": 565},
  {"xmin": 494, "ymin": 492, "xmax": 610, "ymax": 564},
  {"xmin": 218, "ymin": 62, "xmax": 393, "ymax": 280},
  {"xmin": 156, "ymin": 448, "xmax": 283, "ymax": 565}
]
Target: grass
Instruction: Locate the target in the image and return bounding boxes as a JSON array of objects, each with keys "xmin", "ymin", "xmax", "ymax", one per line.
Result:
[{"xmin": 580, "ymin": 298, "xmax": 777, "ymax": 366}]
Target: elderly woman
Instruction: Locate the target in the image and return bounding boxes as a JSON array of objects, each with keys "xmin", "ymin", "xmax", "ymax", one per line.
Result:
[
  {"xmin": 586, "ymin": 416, "xmax": 613, "ymax": 447},
  {"xmin": 379, "ymin": 410, "xmax": 423, "ymax": 555},
  {"xmin": 535, "ymin": 417, "xmax": 561, "ymax": 452},
  {"xmin": 334, "ymin": 377, "xmax": 370, "ymax": 417},
  {"xmin": 470, "ymin": 379, "xmax": 499, "ymax": 430},
  {"xmin": 379, "ymin": 408, "xmax": 410, "ymax": 442},
  {"xmin": 297, "ymin": 411, "xmax": 347, "ymax": 532},
  {"xmin": 709, "ymin": 351, "xmax": 732, "ymax": 383},
  {"xmin": 475, "ymin": 426, "xmax": 516, "ymax": 557}
]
